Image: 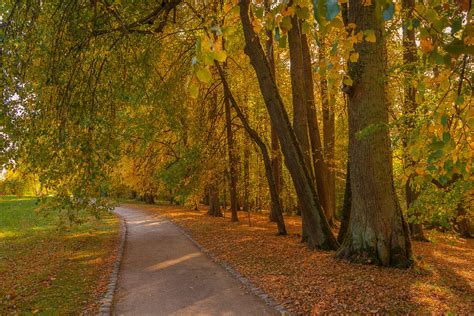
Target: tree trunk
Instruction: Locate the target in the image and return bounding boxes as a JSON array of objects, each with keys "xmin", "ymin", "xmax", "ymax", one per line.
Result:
[
  {"xmin": 144, "ymin": 192, "xmax": 154, "ymax": 204},
  {"xmin": 336, "ymin": 0, "xmax": 413, "ymax": 267},
  {"xmin": 318, "ymin": 38, "xmax": 336, "ymax": 225},
  {"xmin": 224, "ymin": 74, "xmax": 239, "ymax": 222},
  {"xmin": 288, "ymin": 15, "xmax": 312, "ymax": 179},
  {"xmin": 265, "ymin": 0, "xmax": 283, "ymax": 223},
  {"xmin": 288, "ymin": 13, "xmax": 315, "ymax": 241},
  {"xmin": 239, "ymin": 0, "xmax": 338, "ymax": 250},
  {"xmin": 216, "ymin": 63, "xmax": 287, "ymax": 235},
  {"xmin": 402, "ymin": 0, "xmax": 426, "ymax": 241},
  {"xmin": 337, "ymin": 163, "xmax": 351, "ymax": 243},
  {"xmin": 243, "ymin": 140, "xmax": 250, "ymax": 212},
  {"xmin": 301, "ymin": 29, "xmax": 333, "ymax": 225},
  {"xmin": 457, "ymin": 202, "xmax": 473, "ymax": 238},
  {"xmin": 207, "ymin": 184, "xmax": 222, "ymax": 217}
]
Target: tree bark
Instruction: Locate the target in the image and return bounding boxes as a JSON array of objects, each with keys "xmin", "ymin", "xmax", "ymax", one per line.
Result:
[
  {"xmin": 301, "ymin": 29, "xmax": 333, "ymax": 225},
  {"xmin": 457, "ymin": 202, "xmax": 473, "ymax": 238},
  {"xmin": 207, "ymin": 184, "xmax": 222, "ymax": 217},
  {"xmin": 216, "ymin": 63, "xmax": 287, "ymax": 235},
  {"xmin": 288, "ymin": 14, "xmax": 314, "ymax": 241},
  {"xmin": 239, "ymin": 0, "xmax": 338, "ymax": 249},
  {"xmin": 288, "ymin": 15, "xmax": 312, "ymax": 178},
  {"xmin": 337, "ymin": 163, "xmax": 351, "ymax": 243},
  {"xmin": 318, "ymin": 38, "xmax": 336, "ymax": 225},
  {"xmin": 336, "ymin": 0, "xmax": 413, "ymax": 267},
  {"xmin": 265, "ymin": 0, "xmax": 283, "ymax": 223},
  {"xmin": 224, "ymin": 72, "xmax": 239, "ymax": 222},
  {"xmin": 243, "ymin": 140, "xmax": 250, "ymax": 212}
]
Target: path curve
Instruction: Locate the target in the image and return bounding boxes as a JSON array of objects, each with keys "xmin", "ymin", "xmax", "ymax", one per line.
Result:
[{"xmin": 113, "ymin": 206, "xmax": 279, "ymax": 316}]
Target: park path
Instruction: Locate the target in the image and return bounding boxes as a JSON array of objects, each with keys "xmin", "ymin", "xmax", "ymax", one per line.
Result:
[{"xmin": 113, "ymin": 206, "xmax": 278, "ymax": 316}]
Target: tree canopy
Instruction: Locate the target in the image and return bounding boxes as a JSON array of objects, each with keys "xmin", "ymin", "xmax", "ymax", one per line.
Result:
[{"xmin": 1, "ymin": 0, "xmax": 472, "ymax": 267}]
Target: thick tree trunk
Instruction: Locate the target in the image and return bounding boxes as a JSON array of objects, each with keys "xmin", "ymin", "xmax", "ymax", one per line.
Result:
[
  {"xmin": 337, "ymin": 163, "xmax": 351, "ymax": 243},
  {"xmin": 216, "ymin": 63, "xmax": 287, "ymax": 235},
  {"xmin": 318, "ymin": 38, "xmax": 336, "ymax": 225},
  {"xmin": 336, "ymin": 0, "xmax": 412, "ymax": 267},
  {"xmin": 224, "ymin": 79, "xmax": 239, "ymax": 222},
  {"xmin": 239, "ymin": 0, "xmax": 338, "ymax": 249},
  {"xmin": 402, "ymin": 0, "xmax": 426, "ymax": 241},
  {"xmin": 207, "ymin": 184, "xmax": 222, "ymax": 217}
]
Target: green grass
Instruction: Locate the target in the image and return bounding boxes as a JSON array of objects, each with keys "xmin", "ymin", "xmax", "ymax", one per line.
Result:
[{"xmin": 0, "ymin": 195, "xmax": 119, "ymax": 314}]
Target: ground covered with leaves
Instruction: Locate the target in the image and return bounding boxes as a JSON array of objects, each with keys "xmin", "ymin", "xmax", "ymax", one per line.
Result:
[
  {"xmin": 0, "ymin": 196, "xmax": 120, "ymax": 314},
  {"xmin": 126, "ymin": 203, "xmax": 474, "ymax": 314}
]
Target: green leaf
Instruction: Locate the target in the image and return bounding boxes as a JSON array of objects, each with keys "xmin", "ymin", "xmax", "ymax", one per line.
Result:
[
  {"xmin": 445, "ymin": 39, "xmax": 474, "ymax": 56},
  {"xmin": 281, "ymin": 16, "xmax": 293, "ymax": 31},
  {"xmin": 196, "ymin": 67, "xmax": 212, "ymax": 84},
  {"xmin": 313, "ymin": 0, "xmax": 321, "ymax": 24},
  {"xmin": 296, "ymin": 7, "xmax": 311, "ymax": 20},
  {"xmin": 440, "ymin": 115, "xmax": 448, "ymax": 126},
  {"xmin": 279, "ymin": 35, "xmax": 287, "ymax": 48},
  {"xmin": 326, "ymin": 0, "xmax": 340, "ymax": 21},
  {"xmin": 442, "ymin": 132, "xmax": 451, "ymax": 143},
  {"xmin": 424, "ymin": 9, "xmax": 438, "ymax": 23},
  {"xmin": 383, "ymin": 2, "xmax": 395, "ymax": 21}
]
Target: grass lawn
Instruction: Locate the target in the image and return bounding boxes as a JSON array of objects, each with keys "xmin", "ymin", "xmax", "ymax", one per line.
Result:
[{"xmin": 0, "ymin": 196, "xmax": 120, "ymax": 314}]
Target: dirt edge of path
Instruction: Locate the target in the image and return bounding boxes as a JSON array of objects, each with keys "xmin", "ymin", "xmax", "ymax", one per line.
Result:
[{"xmin": 97, "ymin": 212, "xmax": 128, "ymax": 316}]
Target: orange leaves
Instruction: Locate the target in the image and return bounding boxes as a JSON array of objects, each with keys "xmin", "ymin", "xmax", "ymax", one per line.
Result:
[
  {"xmin": 137, "ymin": 204, "xmax": 474, "ymax": 315},
  {"xmin": 420, "ymin": 37, "xmax": 435, "ymax": 53}
]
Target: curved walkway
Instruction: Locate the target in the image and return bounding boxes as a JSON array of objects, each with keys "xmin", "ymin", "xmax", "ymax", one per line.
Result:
[{"xmin": 113, "ymin": 206, "xmax": 278, "ymax": 316}]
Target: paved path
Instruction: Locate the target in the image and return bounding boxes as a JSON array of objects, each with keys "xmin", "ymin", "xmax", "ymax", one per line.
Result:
[{"xmin": 113, "ymin": 206, "xmax": 278, "ymax": 316}]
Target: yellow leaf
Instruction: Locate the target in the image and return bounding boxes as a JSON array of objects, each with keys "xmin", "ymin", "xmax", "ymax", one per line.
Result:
[
  {"xmin": 343, "ymin": 76, "xmax": 353, "ymax": 86},
  {"xmin": 196, "ymin": 67, "xmax": 212, "ymax": 84},
  {"xmin": 189, "ymin": 83, "xmax": 199, "ymax": 99},
  {"xmin": 365, "ymin": 30, "xmax": 376, "ymax": 43},
  {"xmin": 349, "ymin": 52, "xmax": 359, "ymax": 62},
  {"xmin": 214, "ymin": 50, "xmax": 227, "ymax": 62}
]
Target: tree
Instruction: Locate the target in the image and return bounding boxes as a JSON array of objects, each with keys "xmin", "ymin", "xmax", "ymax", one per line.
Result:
[
  {"xmin": 224, "ymin": 66, "xmax": 239, "ymax": 222},
  {"xmin": 264, "ymin": 0, "xmax": 284, "ymax": 224},
  {"xmin": 336, "ymin": 0, "xmax": 412, "ymax": 267},
  {"xmin": 239, "ymin": 0, "xmax": 338, "ymax": 250},
  {"xmin": 216, "ymin": 63, "xmax": 287, "ymax": 235}
]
